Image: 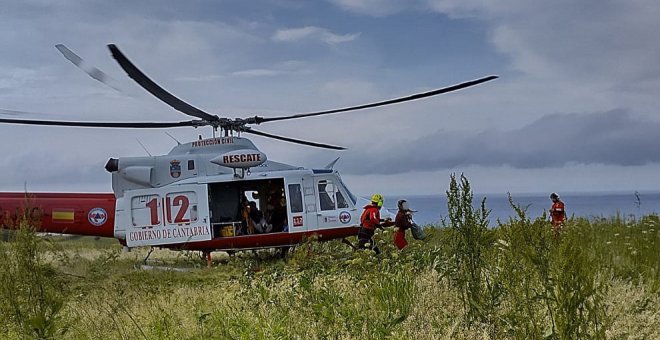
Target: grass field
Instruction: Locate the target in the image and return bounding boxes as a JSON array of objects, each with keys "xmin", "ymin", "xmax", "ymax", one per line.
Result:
[{"xmin": 0, "ymin": 180, "xmax": 657, "ymax": 339}]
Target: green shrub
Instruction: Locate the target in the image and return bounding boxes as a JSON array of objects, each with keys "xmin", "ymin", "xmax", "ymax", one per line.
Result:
[
  {"xmin": 0, "ymin": 221, "xmax": 69, "ymax": 339},
  {"xmin": 445, "ymin": 173, "xmax": 496, "ymax": 325}
]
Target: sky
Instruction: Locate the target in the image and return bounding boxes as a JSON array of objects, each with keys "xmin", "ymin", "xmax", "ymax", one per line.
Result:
[{"xmin": 1, "ymin": 0, "xmax": 659, "ymax": 196}]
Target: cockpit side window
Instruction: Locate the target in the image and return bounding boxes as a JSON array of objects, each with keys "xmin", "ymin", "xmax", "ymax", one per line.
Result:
[{"xmin": 336, "ymin": 190, "xmax": 349, "ymax": 208}]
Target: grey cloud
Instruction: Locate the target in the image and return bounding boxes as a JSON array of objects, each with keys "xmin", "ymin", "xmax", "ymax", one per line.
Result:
[
  {"xmin": 272, "ymin": 26, "xmax": 359, "ymax": 44},
  {"xmin": 428, "ymin": 0, "xmax": 660, "ymax": 89},
  {"xmin": 327, "ymin": 0, "xmax": 413, "ymax": 17},
  {"xmin": 340, "ymin": 109, "xmax": 660, "ymax": 174}
]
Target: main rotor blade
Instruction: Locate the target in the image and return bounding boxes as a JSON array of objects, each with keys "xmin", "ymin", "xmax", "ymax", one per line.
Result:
[
  {"xmin": 108, "ymin": 44, "xmax": 219, "ymax": 122},
  {"xmin": 256, "ymin": 75, "xmax": 498, "ymax": 124},
  {"xmin": 55, "ymin": 44, "xmax": 124, "ymax": 93},
  {"xmin": 0, "ymin": 117, "xmax": 201, "ymax": 128},
  {"xmin": 245, "ymin": 129, "xmax": 346, "ymax": 150}
]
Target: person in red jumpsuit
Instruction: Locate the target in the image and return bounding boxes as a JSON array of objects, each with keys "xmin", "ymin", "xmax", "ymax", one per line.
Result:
[
  {"xmin": 550, "ymin": 192, "xmax": 566, "ymax": 236},
  {"xmin": 358, "ymin": 194, "xmax": 386, "ymax": 254},
  {"xmin": 394, "ymin": 199, "xmax": 415, "ymax": 250}
]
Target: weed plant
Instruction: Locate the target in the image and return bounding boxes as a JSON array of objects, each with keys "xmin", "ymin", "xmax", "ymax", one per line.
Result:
[
  {"xmin": 444, "ymin": 173, "xmax": 496, "ymax": 326},
  {"xmin": 0, "ymin": 220, "xmax": 69, "ymax": 338}
]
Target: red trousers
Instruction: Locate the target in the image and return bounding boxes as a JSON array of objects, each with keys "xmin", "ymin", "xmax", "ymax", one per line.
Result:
[{"xmin": 393, "ymin": 229, "xmax": 408, "ymax": 250}]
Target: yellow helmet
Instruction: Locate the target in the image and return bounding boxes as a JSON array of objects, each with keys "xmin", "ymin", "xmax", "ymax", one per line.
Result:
[{"xmin": 371, "ymin": 193, "xmax": 384, "ymax": 207}]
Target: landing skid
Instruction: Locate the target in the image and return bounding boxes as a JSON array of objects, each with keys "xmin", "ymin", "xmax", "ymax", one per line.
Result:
[
  {"xmin": 143, "ymin": 247, "xmax": 155, "ymax": 264},
  {"xmin": 138, "ymin": 245, "xmax": 293, "ymax": 270},
  {"xmin": 341, "ymin": 238, "xmax": 357, "ymax": 251},
  {"xmin": 139, "ymin": 264, "xmax": 194, "ymax": 272}
]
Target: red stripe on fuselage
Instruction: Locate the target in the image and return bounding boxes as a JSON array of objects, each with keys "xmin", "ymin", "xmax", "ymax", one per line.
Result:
[
  {"xmin": 161, "ymin": 225, "xmax": 360, "ymax": 251},
  {"xmin": 0, "ymin": 192, "xmax": 116, "ymax": 237},
  {"xmin": 0, "ymin": 192, "xmax": 361, "ymax": 252}
]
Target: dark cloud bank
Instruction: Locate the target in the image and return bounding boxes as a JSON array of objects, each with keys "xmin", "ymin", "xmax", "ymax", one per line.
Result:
[{"xmin": 341, "ymin": 109, "xmax": 660, "ymax": 174}]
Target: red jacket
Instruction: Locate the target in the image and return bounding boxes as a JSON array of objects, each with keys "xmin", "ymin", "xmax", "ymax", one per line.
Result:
[
  {"xmin": 550, "ymin": 201, "xmax": 566, "ymax": 224},
  {"xmin": 360, "ymin": 204, "xmax": 381, "ymax": 230},
  {"xmin": 395, "ymin": 211, "xmax": 413, "ymax": 230}
]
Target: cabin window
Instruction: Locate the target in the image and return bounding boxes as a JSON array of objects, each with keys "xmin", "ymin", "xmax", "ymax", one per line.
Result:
[
  {"xmin": 288, "ymin": 184, "xmax": 303, "ymax": 213},
  {"xmin": 188, "ymin": 160, "xmax": 195, "ymax": 170}
]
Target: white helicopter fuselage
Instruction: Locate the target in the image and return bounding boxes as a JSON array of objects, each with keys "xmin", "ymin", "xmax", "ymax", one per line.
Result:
[{"xmin": 109, "ymin": 136, "xmax": 363, "ymax": 250}]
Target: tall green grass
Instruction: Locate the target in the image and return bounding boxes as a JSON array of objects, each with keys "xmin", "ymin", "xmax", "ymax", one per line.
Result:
[
  {"xmin": 0, "ymin": 220, "xmax": 69, "ymax": 338},
  {"xmin": 445, "ymin": 173, "xmax": 495, "ymax": 327},
  {"xmin": 0, "ymin": 177, "xmax": 657, "ymax": 339}
]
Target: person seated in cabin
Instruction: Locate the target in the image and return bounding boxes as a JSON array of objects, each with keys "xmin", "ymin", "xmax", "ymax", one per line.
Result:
[
  {"xmin": 236, "ymin": 195, "xmax": 250, "ymax": 235},
  {"xmin": 249, "ymin": 201, "xmax": 272, "ymax": 234},
  {"xmin": 318, "ymin": 183, "xmax": 335, "ymax": 211},
  {"xmin": 266, "ymin": 198, "xmax": 288, "ymax": 233},
  {"xmin": 281, "ymin": 218, "xmax": 289, "ymax": 233}
]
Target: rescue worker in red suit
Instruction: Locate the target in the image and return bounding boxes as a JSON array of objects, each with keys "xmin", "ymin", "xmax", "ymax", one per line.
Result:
[
  {"xmin": 359, "ymin": 194, "xmax": 387, "ymax": 254},
  {"xmin": 550, "ymin": 192, "xmax": 566, "ymax": 236},
  {"xmin": 394, "ymin": 199, "xmax": 415, "ymax": 250}
]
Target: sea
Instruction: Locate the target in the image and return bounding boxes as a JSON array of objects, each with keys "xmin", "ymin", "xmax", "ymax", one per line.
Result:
[{"xmin": 381, "ymin": 191, "xmax": 660, "ymax": 227}]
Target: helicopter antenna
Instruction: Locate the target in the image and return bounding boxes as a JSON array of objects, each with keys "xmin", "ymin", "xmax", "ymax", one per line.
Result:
[
  {"xmin": 164, "ymin": 131, "xmax": 181, "ymax": 145},
  {"xmin": 324, "ymin": 157, "xmax": 340, "ymax": 169},
  {"xmin": 135, "ymin": 138, "xmax": 152, "ymax": 156}
]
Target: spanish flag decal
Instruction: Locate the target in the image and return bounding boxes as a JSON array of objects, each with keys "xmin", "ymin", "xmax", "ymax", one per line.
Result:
[{"xmin": 52, "ymin": 209, "xmax": 74, "ymax": 223}]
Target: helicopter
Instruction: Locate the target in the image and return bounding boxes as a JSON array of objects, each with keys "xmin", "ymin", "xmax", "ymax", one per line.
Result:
[{"xmin": 0, "ymin": 44, "xmax": 497, "ymax": 261}]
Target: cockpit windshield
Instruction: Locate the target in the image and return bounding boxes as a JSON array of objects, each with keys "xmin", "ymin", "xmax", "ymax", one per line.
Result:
[{"xmin": 336, "ymin": 177, "xmax": 357, "ymax": 205}]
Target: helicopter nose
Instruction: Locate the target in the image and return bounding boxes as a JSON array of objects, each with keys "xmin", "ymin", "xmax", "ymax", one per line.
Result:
[{"xmin": 105, "ymin": 158, "xmax": 119, "ymax": 172}]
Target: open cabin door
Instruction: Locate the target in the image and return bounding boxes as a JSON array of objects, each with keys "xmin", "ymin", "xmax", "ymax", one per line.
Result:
[
  {"xmin": 207, "ymin": 178, "xmax": 288, "ymax": 237},
  {"xmin": 115, "ymin": 184, "xmax": 211, "ymax": 247}
]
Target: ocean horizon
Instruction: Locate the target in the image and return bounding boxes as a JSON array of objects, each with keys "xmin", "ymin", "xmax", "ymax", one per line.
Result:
[{"xmin": 377, "ymin": 191, "xmax": 660, "ymax": 226}]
